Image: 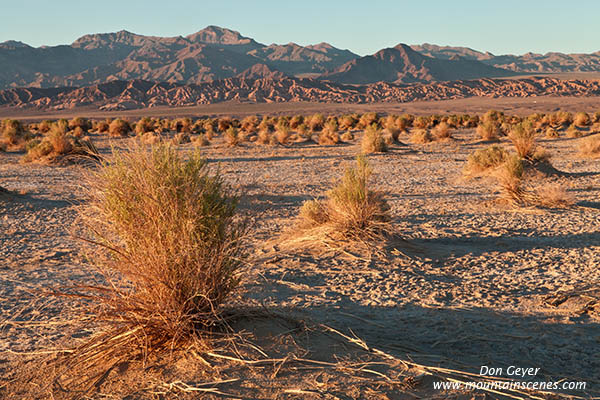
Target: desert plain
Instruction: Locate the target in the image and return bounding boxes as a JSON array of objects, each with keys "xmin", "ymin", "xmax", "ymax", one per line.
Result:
[{"xmin": 1, "ymin": 98, "xmax": 599, "ymax": 399}]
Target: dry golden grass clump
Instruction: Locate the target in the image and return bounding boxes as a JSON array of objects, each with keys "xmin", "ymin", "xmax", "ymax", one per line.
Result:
[
  {"xmin": 68, "ymin": 144, "xmax": 246, "ymax": 386},
  {"xmin": 358, "ymin": 112, "xmax": 379, "ymax": 129},
  {"xmin": 134, "ymin": 117, "xmax": 155, "ymax": 135},
  {"xmin": 545, "ymin": 127, "xmax": 559, "ymax": 138},
  {"xmin": 494, "ymin": 155, "xmax": 573, "ymax": 208},
  {"xmin": 68, "ymin": 117, "xmax": 92, "ymax": 132},
  {"xmin": 292, "ymin": 156, "xmax": 391, "ymax": 249},
  {"xmin": 192, "ymin": 133, "xmax": 210, "ymax": 146},
  {"xmin": 507, "ymin": 121, "xmax": 539, "ymax": 161},
  {"xmin": 410, "ymin": 128, "xmax": 433, "ymax": 144},
  {"xmin": 476, "ymin": 120, "xmax": 500, "ymax": 141},
  {"xmin": 566, "ymin": 124, "xmax": 584, "ymax": 138},
  {"xmin": 412, "ymin": 116, "xmax": 430, "ymax": 129},
  {"xmin": 395, "ymin": 115, "xmax": 411, "ymax": 132},
  {"xmin": 108, "ymin": 119, "xmax": 131, "ymax": 137},
  {"xmin": 225, "ymin": 126, "xmax": 242, "ymax": 146},
  {"xmin": 308, "ymin": 113, "xmax": 325, "ymax": 132},
  {"xmin": 23, "ymin": 124, "xmax": 99, "ymax": 164},
  {"xmin": 275, "ymin": 123, "xmax": 291, "ymax": 145},
  {"xmin": 172, "ymin": 132, "xmax": 191, "ymax": 145},
  {"xmin": 339, "ymin": 114, "xmax": 357, "ymax": 131},
  {"xmin": 578, "ymin": 134, "xmax": 600, "ymax": 158},
  {"xmin": 464, "ymin": 145, "xmax": 509, "ymax": 175},
  {"xmin": 94, "ymin": 119, "xmax": 110, "ymax": 134},
  {"xmin": 289, "ymin": 114, "xmax": 304, "ymax": 129},
  {"xmin": 296, "ymin": 123, "xmax": 311, "ymax": 141},
  {"xmin": 534, "ymin": 183, "xmax": 575, "ymax": 209},
  {"xmin": 476, "ymin": 110, "xmax": 504, "ymax": 140},
  {"xmin": 0, "ymin": 119, "xmax": 30, "ymax": 150},
  {"xmin": 361, "ymin": 124, "xmax": 388, "ymax": 153},
  {"xmin": 341, "ymin": 131, "xmax": 355, "ymax": 141},
  {"xmin": 319, "ymin": 119, "xmax": 341, "ymax": 145},
  {"xmin": 140, "ymin": 131, "xmax": 161, "ymax": 145},
  {"xmin": 431, "ymin": 122, "xmax": 452, "ymax": 140},
  {"xmin": 573, "ymin": 112, "xmax": 591, "ymax": 127},
  {"xmin": 240, "ymin": 115, "xmax": 259, "ymax": 134}
]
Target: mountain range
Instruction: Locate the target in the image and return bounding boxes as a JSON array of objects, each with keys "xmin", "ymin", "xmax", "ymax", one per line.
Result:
[
  {"xmin": 1, "ymin": 26, "xmax": 600, "ymax": 110},
  {"xmin": 2, "ymin": 25, "xmax": 600, "ymax": 92}
]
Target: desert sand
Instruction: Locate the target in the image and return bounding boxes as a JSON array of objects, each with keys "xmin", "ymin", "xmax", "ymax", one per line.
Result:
[{"xmin": 1, "ymin": 117, "xmax": 599, "ymax": 399}]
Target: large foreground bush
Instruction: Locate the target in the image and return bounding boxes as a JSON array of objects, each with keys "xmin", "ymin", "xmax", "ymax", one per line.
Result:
[{"xmin": 81, "ymin": 144, "xmax": 246, "ymax": 342}]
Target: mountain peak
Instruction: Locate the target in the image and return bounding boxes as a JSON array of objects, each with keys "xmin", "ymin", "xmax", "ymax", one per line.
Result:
[
  {"xmin": 186, "ymin": 26, "xmax": 259, "ymax": 46},
  {"xmin": 0, "ymin": 40, "xmax": 31, "ymax": 49}
]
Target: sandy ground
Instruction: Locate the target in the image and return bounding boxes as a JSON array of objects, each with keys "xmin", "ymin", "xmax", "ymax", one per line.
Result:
[{"xmin": 1, "ymin": 126, "xmax": 600, "ymax": 399}]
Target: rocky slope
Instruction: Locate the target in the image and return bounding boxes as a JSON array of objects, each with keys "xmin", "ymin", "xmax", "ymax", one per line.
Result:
[{"xmin": 1, "ymin": 76, "xmax": 599, "ymax": 111}]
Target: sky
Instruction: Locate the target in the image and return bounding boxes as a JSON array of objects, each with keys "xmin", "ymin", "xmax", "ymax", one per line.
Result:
[{"xmin": 1, "ymin": 0, "xmax": 599, "ymax": 56}]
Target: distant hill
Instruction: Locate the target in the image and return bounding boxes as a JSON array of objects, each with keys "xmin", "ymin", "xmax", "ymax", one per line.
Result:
[
  {"xmin": 2, "ymin": 76, "xmax": 600, "ymax": 111},
  {"xmin": 320, "ymin": 44, "xmax": 514, "ymax": 84},
  {"xmin": 411, "ymin": 43, "xmax": 600, "ymax": 72}
]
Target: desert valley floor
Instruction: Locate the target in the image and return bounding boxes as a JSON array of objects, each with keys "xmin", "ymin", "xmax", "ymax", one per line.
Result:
[{"xmin": 1, "ymin": 109, "xmax": 599, "ymax": 399}]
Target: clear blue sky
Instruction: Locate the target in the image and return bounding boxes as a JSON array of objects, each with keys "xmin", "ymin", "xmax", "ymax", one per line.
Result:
[{"xmin": 1, "ymin": 0, "xmax": 598, "ymax": 56}]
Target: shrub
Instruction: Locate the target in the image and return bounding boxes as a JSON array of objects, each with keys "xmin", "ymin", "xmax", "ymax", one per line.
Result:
[
  {"xmin": 135, "ymin": 117, "xmax": 155, "ymax": 135},
  {"xmin": 432, "ymin": 122, "xmax": 451, "ymax": 140},
  {"xmin": 72, "ymin": 126, "xmax": 85, "ymax": 138},
  {"xmin": 545, "ymin": 127, "xmax": 559, "ymax": 138},
  {"xmin": 141, "ymin": 132, "xmax": 161, "ymax": 145},
  {"xmin": 224, "ymin": 126, "xmax": 241, "ymax": 146},
  {"xmin": 217, "ymin": 117, "xmax": 233, "ymax": 133},
  {"xmin": 476, "ymin": 120, "xmax": 500, "ymax": 141},
  {"xmin": 275, "ymin": 124, "xmax": 291, "ymax": 145},
  {"xmin": 38, "ymin": 120, "xmax": 52, "ymax": 133},
  {"xmin": 319, "ymin": 120, "xmax": 340, "ymax": 145},
  {"xmin": 296, "ymin": 123, "xmax": 311, "ymax": 141},
  {"xmin": 341, "ymin": 131, "xmax": 354, "ymax": 141},
  {"xmin": 495, "ymin": 154, "xmax": 526, "ymax": 205},
  {"xmin": 1, "ymin": 119, "xmax": 25, "ymax": 146},
  {"xmin": 413, "ymin": 116, "xmax": 429, "ymax": 129},
  {"xmin": 192, "ymin": 133, "xmax": 210, "ymax": 147},
  {"xmin": 172, "ymin": 132, "xmax": 191, "ymax": 145},
  {"xmin": 566, "ymin": 124, "xmax": 583, "ymax": 138},
  {"xmin": 578, "ymin": 134, "xmax": 600, "ymax": 158},
  {"xmin": 257, "ymin": 128, "xmax": 271, "ymax": 145},
  {"xmin": 307, "ymin": 114, "xmax": 325, "ymax": 132},
  {"xmin": 464, "ymin": 145, "xmax": 509, "ymax": 175},
  {"xmin": 23, "ymin": 126, "xmax": 99, "ymax": 164},
  {"xmin": 109, "ymin": 119, "xmax": 131, "ymax": 137},
  {"xmin": 68, "ymin": 117, "xmax": 92, "ymax": 132},
  {"xmin": 573, "ymin": 112, "xmax": 590, "ymax": 127},
  {"xmin": 75, "ymin": 144, "xmax": 246, "ymax": 373},
  {"xmin": 295, "ymin": 156, "xmax": 391, "ymax": 242},
  {"xmin": 508, "ymin": 121, "xmax": 538, "ymax": 160},
  {"xmin": 358, "ymin": 112, "xmax": 379, "ymax": 129},
  {"xmin": 535, "ymin": 184, "xmax": 575, "ymax": 209},
  {"xmin": 241, "ymin": 115, "xmax": 259, "ymax": 134},
  {"xmin": 410, "ymin": 128, "xmax": 433, "ymax": 144},
  {"xmin": 339, "ymin": 114, "xmax": 357, "ymax": 131},
  {"xmin": 95, "ymin": 120, "xmax": 110, "ymax": 133},
  {"xmin": 289, "ymin": 115, "xmax": 304, "ymax": 129},
  {"xmin": 395, "ymin": 116, "xmax": 411, "ymax": 132},
  {"xmin": 362, "ymin": 124, "xmax": 387, "ymax": 153}
]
